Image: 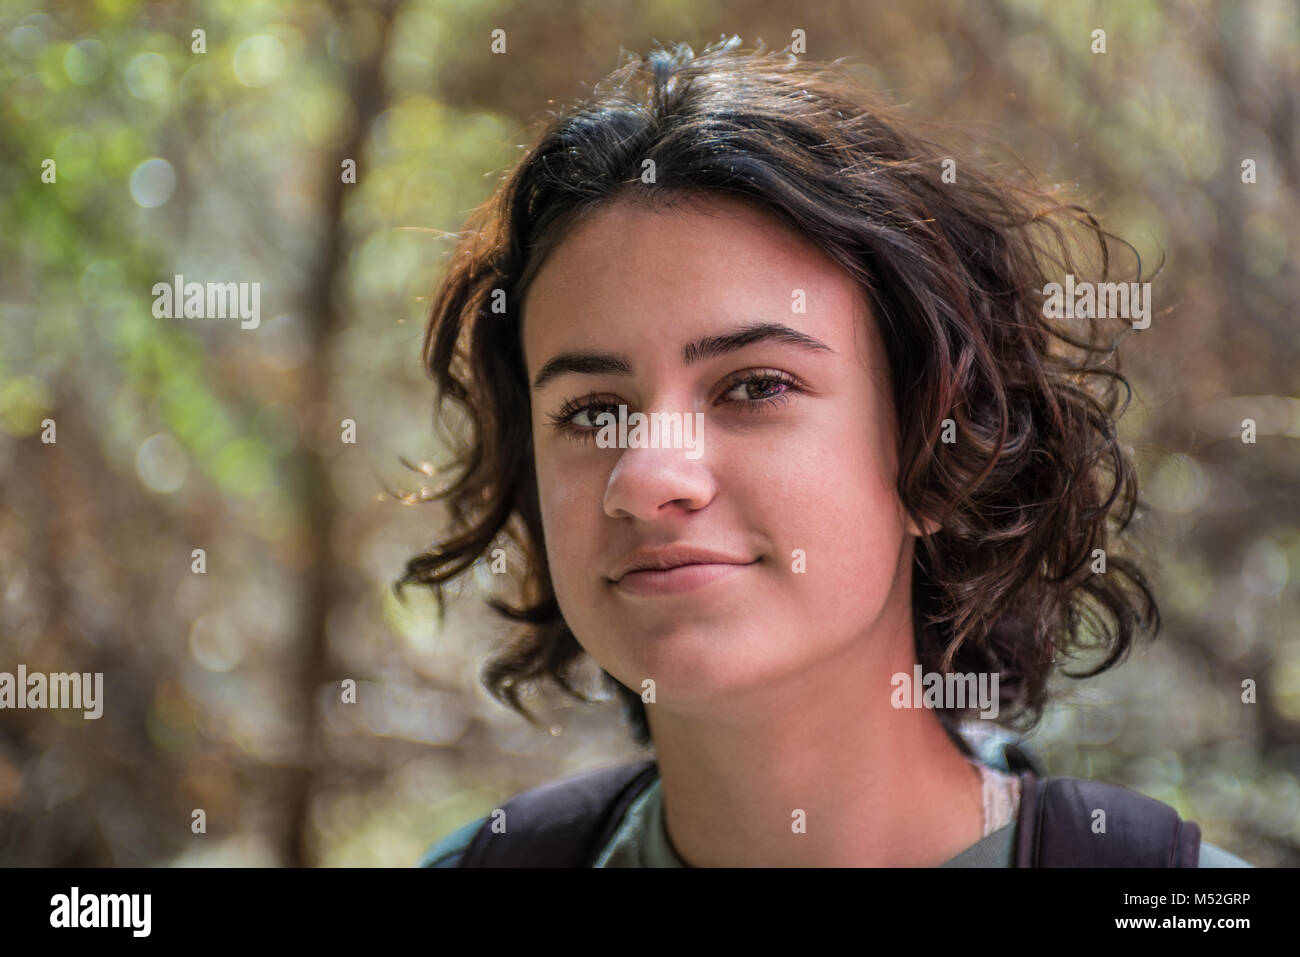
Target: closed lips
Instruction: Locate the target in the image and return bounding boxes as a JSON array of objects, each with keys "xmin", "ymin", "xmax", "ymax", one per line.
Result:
[{"xmin": 610, "ymin": 546, "xmax": 756, "ymax": 582}]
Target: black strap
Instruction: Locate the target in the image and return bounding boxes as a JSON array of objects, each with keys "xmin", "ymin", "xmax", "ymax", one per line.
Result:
[
  {"xmin": 459, "ymin": 759, "xmax": 659, "ymax": 866},
  {"xmin": 1014, "ymin": 772, "xmax": 1201, "ymax": 867}
]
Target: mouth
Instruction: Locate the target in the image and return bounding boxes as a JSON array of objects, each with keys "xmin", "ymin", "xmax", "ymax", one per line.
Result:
[{"xmin": 613, "ymin": 559, "xmax": 758, "ymax": 597}]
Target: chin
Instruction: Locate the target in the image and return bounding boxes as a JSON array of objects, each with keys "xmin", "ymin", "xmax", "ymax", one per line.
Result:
[{"xmin": 604, "ymin": 622, "xmax": 776, "ymax": 695}]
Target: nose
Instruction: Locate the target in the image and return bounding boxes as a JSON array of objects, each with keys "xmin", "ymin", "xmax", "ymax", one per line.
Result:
[{"xmin": 603, "ymin": 440, "xmax": 716, "ymax": 520}]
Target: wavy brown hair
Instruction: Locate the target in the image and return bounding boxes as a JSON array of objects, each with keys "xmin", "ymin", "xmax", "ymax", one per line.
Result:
[{"xmin": 396, "ymin": 36, "xmax": 1161, "ymax": 750}]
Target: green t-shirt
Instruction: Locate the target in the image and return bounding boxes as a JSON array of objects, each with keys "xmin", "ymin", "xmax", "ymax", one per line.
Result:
[{"xmin": 420, "ymin": 770, "xmax": 1253, "ymax": 867}]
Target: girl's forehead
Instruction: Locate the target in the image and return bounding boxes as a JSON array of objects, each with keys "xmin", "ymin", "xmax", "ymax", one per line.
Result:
[
  {"xmin": 537, "ymin": 193, "xmax": 816, "ymax": 262},
  {"xmin": 521, "ymin": 197, "xmax": 860, "ymax": 339}
]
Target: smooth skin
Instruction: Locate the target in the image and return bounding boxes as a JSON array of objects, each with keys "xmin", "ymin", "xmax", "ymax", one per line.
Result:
[{"xmin": 522, "ymin": 193, "xmax": 984, "ymax": 866}]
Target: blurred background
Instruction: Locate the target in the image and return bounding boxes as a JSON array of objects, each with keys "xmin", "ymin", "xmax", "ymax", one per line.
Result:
[{"xmin": 0, "ymin": 0, "xmax": 1296, "ymax": 867}]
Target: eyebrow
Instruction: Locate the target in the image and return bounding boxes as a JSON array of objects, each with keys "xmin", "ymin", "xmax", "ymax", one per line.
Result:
[{"xmin": 530, "ymin": 321, "xmax": 835, "ymax": 392}]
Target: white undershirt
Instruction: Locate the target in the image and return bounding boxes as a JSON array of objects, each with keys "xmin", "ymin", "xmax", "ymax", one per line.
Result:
[{"xmin": 975, "ymin": 762, "xmax": 1022, "ymax": 836}]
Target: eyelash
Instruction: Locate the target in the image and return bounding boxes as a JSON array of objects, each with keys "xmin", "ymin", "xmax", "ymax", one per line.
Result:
[{"xmin": 546, "ymin": 370, "xmax": 802, "ymax": 443}]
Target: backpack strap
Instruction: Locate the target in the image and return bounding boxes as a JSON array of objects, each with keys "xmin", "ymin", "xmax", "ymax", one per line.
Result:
[
  {"xmin": 458, "ymin": 759, "xmax": 659, "ymax": 867},
  {"xmin": 1014, "ymin": 772, "xmax": 1201, "ymax": 867}
]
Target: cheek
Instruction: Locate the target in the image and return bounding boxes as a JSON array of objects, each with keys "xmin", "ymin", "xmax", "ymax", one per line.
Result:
[
  {"xmin": 762, "ymin": 416, "xmax": 905, "ymax": 598},
  {"xmin": 534, "ymin": 445, "xmax": 605, "ymax": 591},
  {"xmin": 534, "ymin": 451, "xmax": 630, "ymax": 665},
  {"xmin": 776, "ymin": 477, "xmax": 903, "ymax": 590}
]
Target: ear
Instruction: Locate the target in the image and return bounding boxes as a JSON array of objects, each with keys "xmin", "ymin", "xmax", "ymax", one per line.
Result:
[{"xmin": 905, "ymin": 513, "xmax": 942, "ymax": 538}]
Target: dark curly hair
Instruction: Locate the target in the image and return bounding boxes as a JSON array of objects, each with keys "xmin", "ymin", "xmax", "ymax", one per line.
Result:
[{"xmin": 396, "ymin": 36, "xmax": 1161, "ymax": 750}]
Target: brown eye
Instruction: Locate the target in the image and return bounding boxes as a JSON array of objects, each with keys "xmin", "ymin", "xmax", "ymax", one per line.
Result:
[
  {"xmin": 718, "ymin": 370, "xmax": 801, "ymax": 410},
  {"xmin": 546, "ymin": 393, "xmax": 622, "ymax": 442},
  {"xmin": 570, "ymin": 403, "xmax": 620, "ymax": 428},
  {"xmin": 724, "ymin": 377, "xmax": 786, "ymax": 401}
]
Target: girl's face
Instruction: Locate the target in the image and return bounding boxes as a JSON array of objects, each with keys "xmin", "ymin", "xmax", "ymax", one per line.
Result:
[{"xmin": 522, "ymin": 195, "xmax": 925, "ymax": 716}]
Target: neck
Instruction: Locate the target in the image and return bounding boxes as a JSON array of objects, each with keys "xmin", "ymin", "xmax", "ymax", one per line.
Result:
[{"xmin": 644, "ymin": 598, "xmax": 985, "ymax": 867}]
